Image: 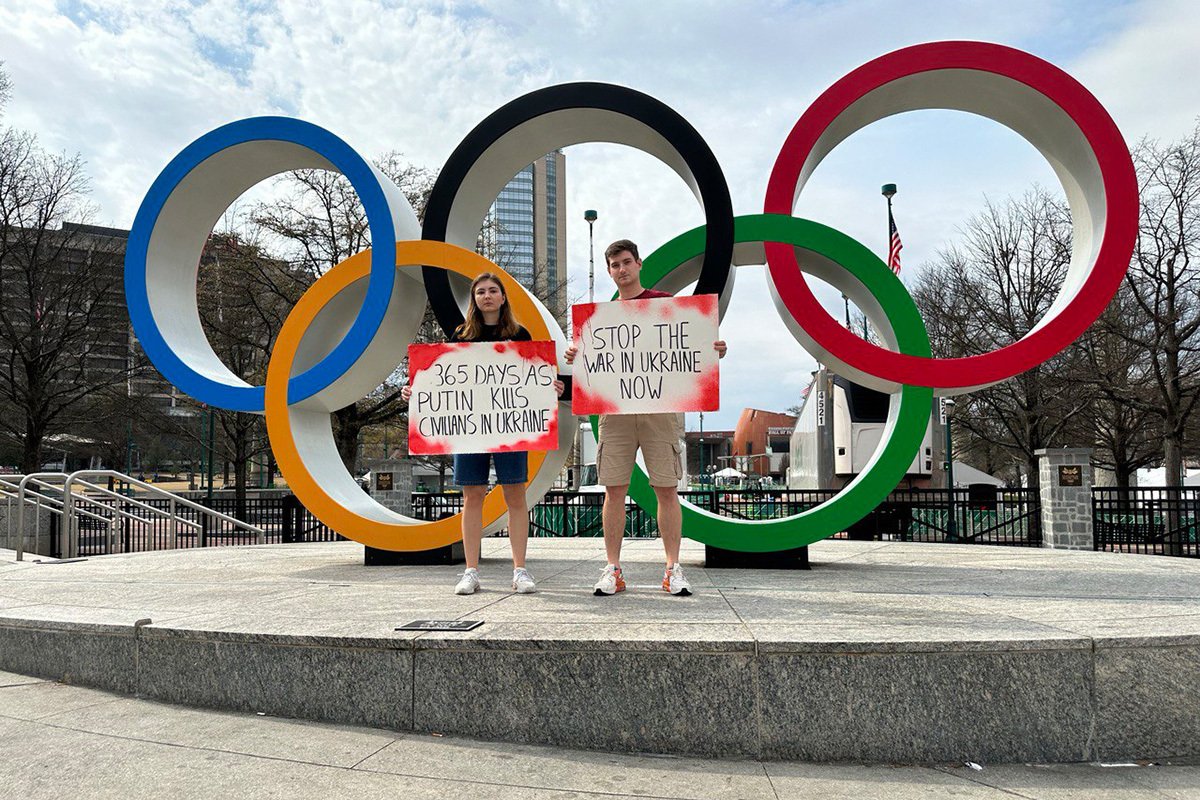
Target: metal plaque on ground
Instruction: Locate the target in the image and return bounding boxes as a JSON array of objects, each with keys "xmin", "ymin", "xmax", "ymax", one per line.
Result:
[{"xmin": 396, "ymin": 619, "xmax": 484, "ymax": 632}]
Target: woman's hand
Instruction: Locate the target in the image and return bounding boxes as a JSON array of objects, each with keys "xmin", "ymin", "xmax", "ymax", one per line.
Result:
[
  {"xmin": 714, "ymin": 340, "xmax": 727, "ymax": 359},
  {"xmin": 553, "ymin": 379, "xmax": 565, "ymax": 398},
  {"xmin": 401, "ymin": 385, "xmax": 412, "ymax": 402},
  {"xmin": 564, "ymin": 344, "xmax": 577, "ymax": 364}
]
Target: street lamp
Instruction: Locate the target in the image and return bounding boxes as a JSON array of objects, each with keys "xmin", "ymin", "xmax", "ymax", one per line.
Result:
[
  {"xmin": 943, "ymin": 397, "xmax": 958, "ymax": 541},
  {"xmin": 584, "ymin": 209, "xmax": 598, "ymax": 303},
  {"xmin": 882, "ymin": 183, "xmax": 897, "ymax": 273},
  {"xmin": 882, "ymin": 183, "xmax": 897, "ymax": 221}
]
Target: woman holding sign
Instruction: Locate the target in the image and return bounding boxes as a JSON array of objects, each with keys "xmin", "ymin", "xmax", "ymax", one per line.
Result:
[{"xmin": 402, "ymin": 273, "xmax": 564, "ymax": 595}]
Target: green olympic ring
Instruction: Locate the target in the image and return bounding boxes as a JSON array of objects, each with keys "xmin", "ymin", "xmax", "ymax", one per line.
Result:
[{"xmin": 590, "ymin": 213, "xmax": 933, "ymax": 551}]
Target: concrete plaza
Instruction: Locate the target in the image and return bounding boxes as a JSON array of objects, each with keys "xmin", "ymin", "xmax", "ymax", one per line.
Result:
[{"xmin": 1, "ymin": 536, "xmax": 1199, "ymax": 768}]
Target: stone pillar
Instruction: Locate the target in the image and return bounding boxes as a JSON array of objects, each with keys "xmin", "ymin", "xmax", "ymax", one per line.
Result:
[
  {"xmin": 363, "ymin": 458, "xmax": 463, "ymax": 566},
  {"xmin": 1036, "ymin": 448, "xmax": 1093, "ymax": 550},
  {"xmin": 0, "ymin": 500, "xmax": 54, "ymax": 557},
  {"xmin": 370, "ymin": 459, "xmax": 413, "ymax": 517}
]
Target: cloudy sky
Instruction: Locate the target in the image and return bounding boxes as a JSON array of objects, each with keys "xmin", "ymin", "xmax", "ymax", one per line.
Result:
[{"xmin": 2, "ymin": 0, "xmax": 1197, "ymax": 429}]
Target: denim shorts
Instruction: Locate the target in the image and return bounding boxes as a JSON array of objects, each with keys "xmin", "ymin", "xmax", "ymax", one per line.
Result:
[{"xmin": 453, "ymin": 451, "xmax": 528, "ymax": 486}]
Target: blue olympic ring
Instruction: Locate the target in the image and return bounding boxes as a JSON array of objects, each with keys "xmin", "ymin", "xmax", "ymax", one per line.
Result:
[{"xmin": 125, "ymin": 116, "xmax": 405, "ymax": 412}]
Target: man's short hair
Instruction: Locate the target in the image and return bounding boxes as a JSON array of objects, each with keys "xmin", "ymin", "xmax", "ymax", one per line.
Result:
[{"xmin": 605, "ymin": 239, "xmax": 640, "ymax": 266}]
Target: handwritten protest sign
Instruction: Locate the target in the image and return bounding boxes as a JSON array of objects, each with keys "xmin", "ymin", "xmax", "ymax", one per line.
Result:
[
  {"xmin": 571, "ymin": 295, "xmax": 720, "ymax": 415},
  {"xmin": 407, "ymin": 341, "xmax": 559, "ymax": 455}
]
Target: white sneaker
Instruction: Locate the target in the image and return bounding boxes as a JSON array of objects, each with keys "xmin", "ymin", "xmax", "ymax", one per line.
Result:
[
  {"xmin": 454, "ymin": 568, "xmax": 481, "ymax": 595},
  {"xmin": 593, "ymin": 565, "xmax": 626, "ymax": 596},
  {"xmin": 512, "ymin": 567, "xmax": 537, "ymax": 594},
  {"xmin": 663, "ymin": 563, "xmax": 692, "ymax": 596}
]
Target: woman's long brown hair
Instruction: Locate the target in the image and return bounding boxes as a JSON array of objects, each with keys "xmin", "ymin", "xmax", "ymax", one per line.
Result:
[{"xmin": 454, "ymin": 273, "xmax": 520, "ymax": 341}]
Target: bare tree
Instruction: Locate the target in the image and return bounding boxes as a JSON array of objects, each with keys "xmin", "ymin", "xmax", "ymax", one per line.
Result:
[
  {"xmin": 0, "ymin": 63, "xmax": 10, "ymax": 115},
  {"xmin": 1106, "ymin": 124, "xmax": 1200, "ymax": 487},
  {"xmin": 911, "ymin": 188, "xmax": 1088, "ymax": 487},
  {"xmin": 1075, "ymin": 285, "xmax": 1160, "ymax": 488},
  {"xmin": 0, "ymin": 70, "xmax": 133, "ymax": 472},
  {"xmin": 250, "ymin": 153, "xmax": 438, "ymax": 475},
  {"xmin": 194, "ymin": 232, "xmax": 306, "ymax": 512}
]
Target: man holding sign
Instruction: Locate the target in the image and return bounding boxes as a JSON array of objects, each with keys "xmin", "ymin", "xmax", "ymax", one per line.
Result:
[
  {"xmin": 403, "ymin": 273, "xmax": 564, "ymax": 595},
  {"xmin": 566, "ymin": 240, "xmax": 726, "ymax": 597}
]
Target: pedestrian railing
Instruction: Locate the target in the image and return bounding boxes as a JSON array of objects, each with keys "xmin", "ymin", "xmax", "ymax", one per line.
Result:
[
  {"xmin": 1093, "ymin": 486, "xmax": 1200, "ymax": 557},
  {"xmin": 2, "ymin": 470, "xmax": 264, "ymax": 560}
]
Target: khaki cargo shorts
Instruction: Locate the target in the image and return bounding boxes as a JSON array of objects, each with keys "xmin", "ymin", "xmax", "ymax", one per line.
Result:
[{"xmin": 596, "ymin": 412, "xmax": 685, "ymax": 488}]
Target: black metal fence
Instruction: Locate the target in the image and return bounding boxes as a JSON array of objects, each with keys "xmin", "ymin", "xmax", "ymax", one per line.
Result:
[
  {"xmin": 846, "ymin": 488, "xmax": 1042, "ymax": 546},
  {"xmin": 413, "ymin": 487, "xmax": 1042, "ymax": 546},
  {"xmin": 410, "ymin": 491, "xmax": 660, "ymax": 538},
  {"xmin": 55, "ymin": 486, "xmax": 1041, "ymax": 557},
  {"xmin": 1093, "ymin": 487, "xmax": 1200, "ymax": 557}
]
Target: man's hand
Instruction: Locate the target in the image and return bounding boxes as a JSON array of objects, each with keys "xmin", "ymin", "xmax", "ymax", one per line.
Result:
[
  {"xmin": 564, "ymin": 344, "xmax": 578, "ymax": 364},
  {"xmin": 401, "ymin": 385, "xmax": 412, "ymax": 402},
  {"xmin": 553, "ymin": 379, "xmax": 565, "ymax": 398},
  {"xmin": 714, "ymin": 340, "xmax": 727, "ymax": 359}
]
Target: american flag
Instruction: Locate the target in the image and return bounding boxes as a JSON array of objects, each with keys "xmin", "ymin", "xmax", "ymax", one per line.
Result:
[{"xmin": 887, "ymin": 207, "xmax": 903, "ymax": 274}]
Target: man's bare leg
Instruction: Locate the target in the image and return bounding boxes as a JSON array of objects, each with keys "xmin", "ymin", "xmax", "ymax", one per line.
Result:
[
  {"xmin": 602, "ymin": 485, "xmax": 628, "ymax": 566},
  {"xmin": 653, "ymin": 485, "xmax": 683, "ymax": 566}
]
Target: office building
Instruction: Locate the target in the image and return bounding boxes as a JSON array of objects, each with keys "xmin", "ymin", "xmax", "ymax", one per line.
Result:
[{"xmin": 488, "ymin": 151, "xmax": 568, "ymax": 324}]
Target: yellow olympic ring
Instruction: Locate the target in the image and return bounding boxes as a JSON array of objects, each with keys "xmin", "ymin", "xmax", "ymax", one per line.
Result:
[{"xmin": 265, "ymin": 241, "xmax": 554, "ymax": 551}]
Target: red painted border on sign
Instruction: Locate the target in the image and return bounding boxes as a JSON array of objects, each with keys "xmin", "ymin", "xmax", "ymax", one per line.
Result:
[
  {"xmin": 407, "ymin": 340, "xmax": 559, "ymax": 455},
  {"xmin": 570, "ymin": 295, "xmax": 720, "ymax": 415}
]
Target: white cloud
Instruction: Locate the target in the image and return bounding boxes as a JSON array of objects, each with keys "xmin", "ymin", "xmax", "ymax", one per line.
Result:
[
  {"xmin": 1069, "ymin": 0, "xmax": 1200, "ymax": 145},
  {"xmin": 1, "ymin": 0, "xmax": 1192, "ymax": 429}
]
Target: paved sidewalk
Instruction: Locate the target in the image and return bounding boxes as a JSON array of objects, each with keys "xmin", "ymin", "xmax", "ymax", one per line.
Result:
[
  {"xmin": 3, "ymin": 539, "xmax": 1200, "ymax": 763},
  {"xmin": 1, "ymin": 670, "xmax": 1197, "ymax": 799}
]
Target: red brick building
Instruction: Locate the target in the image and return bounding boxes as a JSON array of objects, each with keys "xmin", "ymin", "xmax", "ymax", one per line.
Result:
[{"xmin": 731, "ymin": 409, "xmax": 798, "ymax": 478}]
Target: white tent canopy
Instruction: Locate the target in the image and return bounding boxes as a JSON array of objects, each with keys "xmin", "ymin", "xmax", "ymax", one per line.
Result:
[
  {"xmin": 950, "ymin": 461, "xmax": 1004, "ymax": 488},
  {"xmin": 714, "ymin": 467, "xmax": 745, "ymax": 478}
]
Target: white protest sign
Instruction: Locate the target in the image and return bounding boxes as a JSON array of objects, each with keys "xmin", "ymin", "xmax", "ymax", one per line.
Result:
[
  {"xmin": 571, "ymin": 295, "xmax": 720, "ymax": 415},
  {"xmin": 407, "ymin": 340, "xmax": 559, "ymax": 455}
]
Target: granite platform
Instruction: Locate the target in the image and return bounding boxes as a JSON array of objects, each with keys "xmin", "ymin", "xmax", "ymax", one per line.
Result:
[{"xmin": 1, "ymin": 538, "xmax": 1198, "ymax": 763}]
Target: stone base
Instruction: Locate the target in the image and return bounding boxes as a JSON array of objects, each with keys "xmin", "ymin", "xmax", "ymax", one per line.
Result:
[
  {"xmin": 704, "ymin": 544, "xmax": 809, "ymax": 569},
  {"xmin": 364, "ymin": 541, "xmax": 465, "ymax": 566},
  {"xmin": 3, "ymin": 538, "xmax": 1199, "ymax": 762}
]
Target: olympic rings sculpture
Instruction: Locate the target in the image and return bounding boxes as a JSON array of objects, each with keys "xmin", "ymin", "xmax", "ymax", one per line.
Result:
[{"xmin": 125, "ymin": 41, "xmax": 1136, "ymax": 552}]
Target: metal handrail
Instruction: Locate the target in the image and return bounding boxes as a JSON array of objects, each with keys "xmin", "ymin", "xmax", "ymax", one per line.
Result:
[
  {"xmin": 1, "ymin": 478, "xmax": 72, "ymax": 553},
  {"xmin": 8, "ymin": 470, "xmax": 265, "ymax": 560},
  {"xmin": 13, "ymin": 473, "xmax": 69, "ymax": 561},
  {"xmin": 61, "ymin": 470, "xmax": 264, "ymax": 559},
  {"xmin": 71, "ymin": 479, "xmax": 203, "ymax": 530},
  {"xmin": 3, "ymin": 485, "xmax": 111, "ymax": 524},
  {"xmin": 5, "ymin": 474, "xmax": 121, "ymax": 537},
  {"xmin": 4, "ymin": 476, "xmax": 115, "ymax": 520}
]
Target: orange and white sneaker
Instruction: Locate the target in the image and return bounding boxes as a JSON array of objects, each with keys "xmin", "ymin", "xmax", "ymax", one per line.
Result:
[
  {"xmin": 663, "ymin": 563, "xmax": 692, "ymax": 596},
  {"xmin": 593, "ymin": 565, "xmax": 626, "ymax": 596}
]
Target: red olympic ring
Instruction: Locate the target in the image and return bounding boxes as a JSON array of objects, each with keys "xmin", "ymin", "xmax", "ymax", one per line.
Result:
[{"xmin": 764, "ymin": 40, "xmax": 1138, "ymax": 392}]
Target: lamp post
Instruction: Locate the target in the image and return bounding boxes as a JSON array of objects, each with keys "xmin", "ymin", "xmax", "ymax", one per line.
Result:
[
  {"xmin": 584, "ymin": 209, "xmax": 598, "ymax": 303},
  {"xmin": 881, "ymin": 182, "xmax": 897, "ymax": 249},
  {"xmin": 943, "ymin": 397, "xmax": 958, "ymax": 541},
  {"xmin": 205, "ymin": 406, "xmax": 215, "ymax": 504},
  {"xmin": 125, "ymin": 420, "xmax": 134, "ymax": 475}
]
